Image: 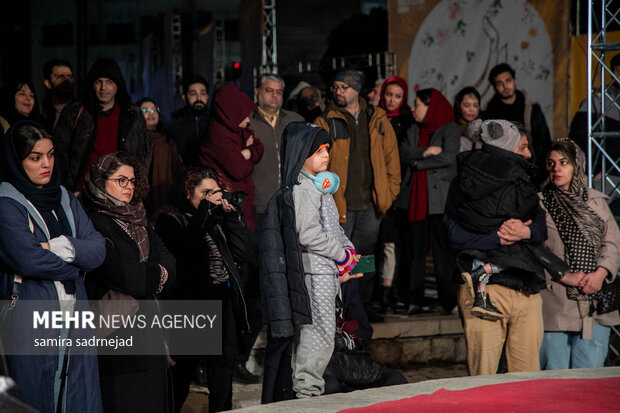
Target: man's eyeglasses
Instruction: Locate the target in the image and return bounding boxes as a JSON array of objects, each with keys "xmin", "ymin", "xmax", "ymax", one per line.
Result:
[
  {"xmin": 141, "ymin": 107, "xmax": 159, "ymax": 114},
  {"xmin": 107, "ymin": 177, "xmax": 137, "ymax": 188},
  {"xmin": 331, "ymin": 84, "xmax": 350, "ymax": 93}
]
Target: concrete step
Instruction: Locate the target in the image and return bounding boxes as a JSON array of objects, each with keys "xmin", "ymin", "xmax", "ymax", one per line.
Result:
[{"xmin": 369, "ymin": 312, "xmax": 466, "ymax": 366}]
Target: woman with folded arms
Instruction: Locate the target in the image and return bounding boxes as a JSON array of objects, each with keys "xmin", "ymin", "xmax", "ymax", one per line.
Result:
[{"xmin": 0, "ymin": 121, "xmax": 105, "ymax": 413}]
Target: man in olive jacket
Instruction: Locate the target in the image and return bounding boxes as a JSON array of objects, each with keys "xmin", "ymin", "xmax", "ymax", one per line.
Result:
[
  {"xmin": 250, "ymin": 73, "xmax": 303, "ymax": 227},
  {"xmin": 314, "ymin": 69, "xmax": 401, "ymax": 304}
]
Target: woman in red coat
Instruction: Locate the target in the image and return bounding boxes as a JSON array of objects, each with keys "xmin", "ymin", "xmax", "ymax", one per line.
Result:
[{"xmin": 199, "ymin": 84, "xmax": 264, "ymax": 231}]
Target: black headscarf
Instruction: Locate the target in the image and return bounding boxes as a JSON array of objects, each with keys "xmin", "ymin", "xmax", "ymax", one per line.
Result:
[{"xmin": 2, "ymin": 120, "xmax": 70, "ymax": 239}]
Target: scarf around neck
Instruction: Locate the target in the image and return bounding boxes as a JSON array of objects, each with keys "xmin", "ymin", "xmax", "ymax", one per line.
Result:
[
  {"xmin": 542, "ymin": 140, "xmax": 605, "ymax": 317},
  {"xmin": 83, "ymin": 153, "xmax": 150, "ymax": 262}
]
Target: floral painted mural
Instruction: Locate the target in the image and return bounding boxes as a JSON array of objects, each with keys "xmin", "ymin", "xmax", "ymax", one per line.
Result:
[{"xmin": 407, "ymin": 0, "xmax": 553, "ymax": 131}]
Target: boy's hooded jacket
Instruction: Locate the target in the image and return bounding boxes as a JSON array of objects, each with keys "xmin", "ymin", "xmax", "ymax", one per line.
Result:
[
  {"xmin": 199, "ymin": 84, "xmax": 264, "ymax": 231},
  {"xmin": 259, "ymin": 122, "xmax": 328, "ymax": 337}
]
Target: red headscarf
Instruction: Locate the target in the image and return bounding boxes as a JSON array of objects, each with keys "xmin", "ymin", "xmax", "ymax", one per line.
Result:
[
  {"xmin": 409, "ymin": 88, "xmax": 455, "ymax": 222},
  {"xmin": 378, "ymin": 76, "xmax": 411, "ymax": 118}
]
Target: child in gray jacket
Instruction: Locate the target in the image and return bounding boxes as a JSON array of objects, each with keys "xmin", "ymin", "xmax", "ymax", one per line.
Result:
[{"xmin": 290, "ymin": 124, "xmax": 359, "ymax": 397}]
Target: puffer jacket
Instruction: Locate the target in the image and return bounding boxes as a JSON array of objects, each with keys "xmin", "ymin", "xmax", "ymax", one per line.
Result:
[
  {"xmin": 314, "ymin": 100, "xmax": 400, "ymax": 222},
  {"xmin": 447, "ymin": 143, "xmax": 548, "ymax": 293},
  {"xmin": 451, "ymin": 143, "xmax": 539, "ymax": 234},
  {"xmin": 259, "ymin": 122, "xmax": 324, "ymax": 337}
]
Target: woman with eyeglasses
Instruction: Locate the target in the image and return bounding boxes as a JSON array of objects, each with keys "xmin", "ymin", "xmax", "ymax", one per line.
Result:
[
  {"xmin": 0, "ymin": 121, "xmax": 105, "ymax": 412},
  {"xmin": 155, "ymin": 165, "xmax": 251, "ymax": 412},
  {"xmin": 137, "ymin": 98, "xmax": 184, "ymax": 218},
  {"xmin": 81, "ymin": 151, "xmax": 176, "ymax": 413}
]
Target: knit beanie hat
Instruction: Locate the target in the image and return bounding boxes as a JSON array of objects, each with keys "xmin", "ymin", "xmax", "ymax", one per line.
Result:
[
  {"xmin": 469, "ymin": 119, "xmax": 521, "ymax": 152},
  {"xmin": 334, "ymin": 70, "xmax": 365, "ymax": 93},
  {"xmin": 307, "ymin": 128, "xmax": 332, "ymax": 158},
  {"xmin": 87, "ymin": 58, "xmax": 126, "ymax": 91}
]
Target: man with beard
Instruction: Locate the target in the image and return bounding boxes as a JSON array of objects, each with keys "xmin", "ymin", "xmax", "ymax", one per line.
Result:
[
  {"xmin": 169, "ymin": 75, "xmax": 210, "ymax": 166},
  {"xmin": 483, "ymin": 63, "xmax": 551, "ymax": 186},
  {"xmin": 314, "ymin": 69, "xmax": 400, "ymax": 316},
  {"xmin": 54, "ymin": 58, "xmax": 149, "ymax": 192},
  {"xmin": 41, "ymin": 58, "xmax": 75, "ymax": 130}
]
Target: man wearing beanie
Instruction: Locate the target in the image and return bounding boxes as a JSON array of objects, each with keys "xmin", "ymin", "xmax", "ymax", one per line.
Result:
[
  {"xmin": 444, "ymin": 119, "xmax": 561, "ymax": 376},
  {"xmin": 314, "ymin": 69, "xmax": 400, "ymax": 312},
  {"xmin": 54, "ymin": 58, "xmax": 150, "ymax": 192}
]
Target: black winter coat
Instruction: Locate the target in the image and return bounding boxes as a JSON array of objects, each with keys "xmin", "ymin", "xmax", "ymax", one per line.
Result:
[
  {"xmin": 259, "ymin": 122, "xmax": 327, "ymax": 338},
  {"xmin": 450, "ymin": 143, "xmax": 539, "ymax": 234},
  {"xmin": 447, "ymin": 144, "xmax": 547, "ymax": 293},
  {"xmin": 84, "ymin": 211, "xmax": 176, "ymax": 413},
  {"xmin": 168, "ymin": 106, "xmax": 210, "ymax": 166},
  {"xmin": 54, "ymin": 101, "xmax": 151, "ymax": 191},
  {"xmin": 155, "ymin": 200, "xmax": 251, "ymax": 352}
]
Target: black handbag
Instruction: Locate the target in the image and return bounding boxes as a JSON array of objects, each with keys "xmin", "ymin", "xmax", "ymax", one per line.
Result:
[{"xmin": 593, "ymin": 275, "xmax": 620, "ymax": 315}]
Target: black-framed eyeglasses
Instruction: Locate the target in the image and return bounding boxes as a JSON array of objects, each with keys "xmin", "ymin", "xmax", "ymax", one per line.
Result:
[
  {"xmin": 141, "ymin": 107, "xmax": 159, "ymax": 114},
  {"xmin": 107, "ymin": 177, "xmax": 137, "ymax": 188},
  {"xmin": 331, "ymin": 84, "xmax": 350, "ymax": 93}
]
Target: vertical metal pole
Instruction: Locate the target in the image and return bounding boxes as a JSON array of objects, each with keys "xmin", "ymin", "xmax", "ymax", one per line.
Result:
[
  {"xmin": 600, "ymin": 0, "xmax": 607, "ymax": 193},
  {"xmin": 587, "ymin": 0, "xmax": 593, "ymax": 188}
]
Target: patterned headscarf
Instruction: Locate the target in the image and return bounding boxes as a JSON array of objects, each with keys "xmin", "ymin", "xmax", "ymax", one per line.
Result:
[
  {"xmin": 82, "ymin": 153, "xmax": 150, "ymax": 262},
  {"xmin": 542, "ymin": 139, "xmax": 605, "ymax": 317}
]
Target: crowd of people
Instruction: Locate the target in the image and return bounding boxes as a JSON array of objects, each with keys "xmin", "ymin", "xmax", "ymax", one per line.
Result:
[{"xmin": 0, "ymin": 54, "xmax": 619, "ymax": 413}]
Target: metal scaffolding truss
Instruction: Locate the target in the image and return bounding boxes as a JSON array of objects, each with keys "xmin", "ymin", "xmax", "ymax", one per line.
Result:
[
  {"xmin": 260, "ymin": 0, "xmax": 278, "ymax": 74},
  {"xmin": 171, "ymin": 12, "xmax": 184, "ymax": 96},
  {"xmin": 587, "ymin": 0, "xmax": 620, "ymax": 194},
  {"xmin": 214, "ymin": 20, "xmax": 226, "ymax": 87},
  {"xmin": 253, "ymin": 51, "xmax": 397, "ymax": 89},
  {"xmin": 278, "ymin": 52, "xmax": 397, "ymax": 79},
  {"xmin": 588, "ymin": 0, "xmax": 620, "ymax": 368}
]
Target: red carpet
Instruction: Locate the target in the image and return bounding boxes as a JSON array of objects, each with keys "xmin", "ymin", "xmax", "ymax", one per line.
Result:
[{"xmin": 338, "ymin": 377, "xmax": 620, "ymax": 413}]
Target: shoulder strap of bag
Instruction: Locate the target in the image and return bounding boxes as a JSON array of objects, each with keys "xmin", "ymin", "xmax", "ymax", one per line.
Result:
[
  {"xmin": 8, "ymin": 214, "xmax": 32, "ymax": 309},
  {"xmin": 73, "ymin": 105, "xmax": 84, "ymax": 129}
]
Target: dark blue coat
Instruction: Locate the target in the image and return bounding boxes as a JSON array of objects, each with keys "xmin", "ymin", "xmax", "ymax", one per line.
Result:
[
  {"xmin": 0, "ymin": 182, "xmax": 105, "ymax": 413},
  {"xmin": 259, "ymin": 122, "xmax": 329, "ymax": 338}
]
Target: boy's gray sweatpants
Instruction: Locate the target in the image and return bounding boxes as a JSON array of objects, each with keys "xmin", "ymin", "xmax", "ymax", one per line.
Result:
[{"xmin": 291, "ymin": 272, "xmax": 339, "ymax": 398}]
